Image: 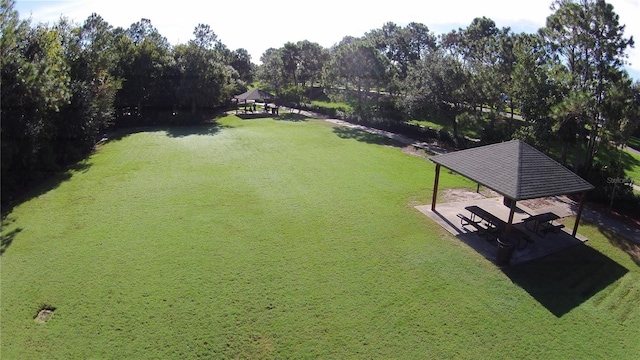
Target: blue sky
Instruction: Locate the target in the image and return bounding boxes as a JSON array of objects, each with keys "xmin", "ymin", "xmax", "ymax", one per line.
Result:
[{"xmin": 15, "ymin": 0, "xmax": 640, "ymax": 80}]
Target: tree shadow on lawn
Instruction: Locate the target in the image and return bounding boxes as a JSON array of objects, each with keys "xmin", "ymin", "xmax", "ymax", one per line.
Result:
[
  {"xmin": 502, "ymin": 244, "xmax": 628, "ymax": 317},
  {"xmin": 276, "ymin": 113, "xmax": 309, "ymax": 122},
  {"xmin": 236, "ymin": 112, "xmax": 273, "ymax": 120},
  {"xmin": 1, "ymin": 161, "xmax": 91, "ymax": 254},
  {"xmin": 597, "ymin": 147, "xmax": 640, "ymax": 178},
  {"xmin": 164, "ymin": 123, "xmax": 230, "ymax": 138},
  {"xmin": 332, "ymin": 127, "xmax": 404, "ymax": 148},
  {"xmin": 598, "ymin": 226, "xmax": 640, "ymax": 267},
  {"xmin": 1, "ymin": 225, "xmax": 22, "ymax": 256},
  {"xmin": 107, "ymin": 122, "xmax": 230, "ymax": 141}
]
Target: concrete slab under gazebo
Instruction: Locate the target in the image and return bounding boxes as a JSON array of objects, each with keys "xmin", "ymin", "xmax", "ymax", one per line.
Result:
[{"xmin": 428, "ymin": 140, "xmax": 594, "ymax": 238}]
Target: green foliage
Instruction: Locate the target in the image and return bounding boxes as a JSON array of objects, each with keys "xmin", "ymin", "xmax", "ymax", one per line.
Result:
[
  {"xmin": 542, "ymin": 0, "xmax": 635, "ymax": 174},
  {"xmin": 584, "ymin": 159, "xmax": 639, "ymax": 212},
  {"xmin": 366, "ymin": 22, "xmax": 436, "ymax": 81},
  {"xmin": 257, "ymin": 47, "xmax": 286, "ymax": 95},
  {"xmin": 278, "ymin": 85, "xmax": 306, "ymax": 107},
  {"xmin": 1, "ymin": 5, "xmax": 249, "ymax": 203},
  {"xmin": 230, "ymin": 48, "xmax": 254, "ymax": 84},
  {"xmin": 1, "ymin": 1, "xmax": 72, "ymax": 202},
  {"xmin": 115, "ymin": 18, "xmax": 176, "ymax": 115}
]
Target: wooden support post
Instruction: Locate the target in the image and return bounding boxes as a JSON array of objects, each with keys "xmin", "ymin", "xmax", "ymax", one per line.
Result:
[
  {"xmin": 476, "ymin": 183, "xmax": 480, "ymax": 193},
  {"xmin": 572, "ymin": 192, "xmax": 586, "ymax": 237},
  {"xmin": 505, "ymin": 199, "xmax": 516, "ymax": 237},
  {"xmin": 431, "ymin": 164, "xmax": 441, "ymax": 211}
]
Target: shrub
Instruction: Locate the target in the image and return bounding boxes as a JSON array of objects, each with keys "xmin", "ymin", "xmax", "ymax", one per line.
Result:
[{"xmin": 585, "ymin": 161, "xmax": 640, "ymax": 212}]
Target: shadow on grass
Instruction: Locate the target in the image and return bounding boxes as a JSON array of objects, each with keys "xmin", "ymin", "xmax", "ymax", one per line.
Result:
[
  {"xmin": 276, "ymin": 113, "xmax": 309, "ymax": 122},
  {"xmin": 1, "ymin": 161, "xmax": 92, "ymax": 254},
  {"xmin": 627, "ymin": 136, "xmax": 640, "ymax": 152},
  {"xmin": 236, "ymin": 112, "xmax": 273, "ymax": 120},
  {"xmin": 333, "ymin": 127, "xmax": 403, "ymax": 147},
  {"xmin": 599, "ymin": 226, "xmax": 640, "ymax": 267},
  {"xmin": 107, "ymin": 122, "xmax": 230, "ymax": 142},
  {"xmin": 1, "ymin": 226, "xmax": 22, "ymax": 255},
  {"xmin": 502, "ymin": 244, "xmax": 628, "ymax": 317},
  {"xmin": 164, "ymin": 124, "xmax": 229, "ymax": 138},
  {"xmin": 613, "ymin": 149, "xmax": 639, "ymax": 178}
]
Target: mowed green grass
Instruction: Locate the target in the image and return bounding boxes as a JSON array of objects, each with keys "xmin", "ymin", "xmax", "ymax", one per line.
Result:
[{"xmin": 2, "ymin": 116, "xmax": 639, "ymax": 359}]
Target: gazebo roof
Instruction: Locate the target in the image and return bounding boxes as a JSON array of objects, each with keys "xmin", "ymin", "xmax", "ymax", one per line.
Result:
[
  {"xmin": 233, "ymin": 89, "xmax": 276, "ymax": 101},
  {"xmin": 429, "ymin": 140, "xmax": 594, "ymax": 200}
]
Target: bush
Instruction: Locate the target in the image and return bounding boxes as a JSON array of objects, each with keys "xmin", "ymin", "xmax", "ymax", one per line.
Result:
[{"xmin": 585, "ymin": 161, "xmax": 640, "ymax": 212}]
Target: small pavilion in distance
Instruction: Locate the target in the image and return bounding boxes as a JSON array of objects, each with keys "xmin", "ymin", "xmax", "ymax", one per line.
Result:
[{"xmin": 232, "ymin": 89, "xmax": 277, "ymax": 114}]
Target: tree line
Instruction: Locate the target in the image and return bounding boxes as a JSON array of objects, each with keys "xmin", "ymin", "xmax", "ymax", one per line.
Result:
[
  {"xmin": 1, "ymin": 0, "xmax": 253, "ymax": 203},
  {"xmin": 2, "ymin": 0, "xmax": 639, "ymax": 207},
  {"xmin": 256, "ymin": 0, "xmax": 639, "ymax": 207}
]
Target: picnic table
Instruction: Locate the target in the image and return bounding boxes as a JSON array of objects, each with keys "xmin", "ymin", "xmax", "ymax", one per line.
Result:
[
  {"xmin": 523, "ymin": 212, "xmax": 564, "ymax": 237},
  {"xmin": 464, "ymin": 205, "xmax": 507, "ymax": 235},
  {"xmin": 462, "ymin": 205, "xmax": 533, "ymax": 249}
]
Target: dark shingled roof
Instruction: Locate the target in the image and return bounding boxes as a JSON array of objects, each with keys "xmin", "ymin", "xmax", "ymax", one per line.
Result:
[
  {"xmin": 233, "ymin": 89, "xmax": 276, "ymax": 101},
  {"xmin": 430, "ymin": 140, "xmax": 594, "ymax": 200}
]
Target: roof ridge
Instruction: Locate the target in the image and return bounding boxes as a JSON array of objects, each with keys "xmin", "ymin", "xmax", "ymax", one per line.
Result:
[{"xmin": 514, "ymin": 140, "xmax": 524, "ymax": 200}]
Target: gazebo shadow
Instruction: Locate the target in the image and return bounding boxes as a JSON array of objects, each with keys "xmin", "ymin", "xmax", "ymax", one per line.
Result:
[
  {"xmin": 419, "ymin": 201, "xmax": 629, "ymax": 317},
  {"xmin": 502, "ymin": 245, "xmax": 628, "ymax": 317}
]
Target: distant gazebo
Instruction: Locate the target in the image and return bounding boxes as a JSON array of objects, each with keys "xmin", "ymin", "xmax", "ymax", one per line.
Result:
[
  {"xmin": 429, "ymin": 140, "xmax": 594, "ymax": 237},
  {"xmin": 232, "ymin": 89, "xmax": 277, "ymax": 114},
  {"xmin": 233, "ymin": 89, "xmax": 276, "ymax": 104}
]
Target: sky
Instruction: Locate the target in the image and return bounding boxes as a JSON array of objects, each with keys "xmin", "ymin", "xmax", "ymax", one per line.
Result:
[{"xmin": 14, "ymin": 0, "xmax": 640, "ymax": 80}]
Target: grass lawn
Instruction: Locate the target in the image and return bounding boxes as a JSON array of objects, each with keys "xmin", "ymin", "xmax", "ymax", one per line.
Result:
[
  {"xmin": 409, "ymin": 116, "xmax": 487, "ymax": 139},
  {"xmin": 623, "ymin": 149, "xmax": 640, "ymax": 185},
  {"xmin": 311, "ymin": 100, "xmax": 352, "ymax": 112},
  {"xmin": 1, "ymin": 115, "xmax": 639, "ymax": 358},
  {"xmin": 592, "ymin": 145, "xmax": 640, "ymax": 185}
]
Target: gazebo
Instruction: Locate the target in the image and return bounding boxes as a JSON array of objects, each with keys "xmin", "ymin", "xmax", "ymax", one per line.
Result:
[
  {"xmin": 232, "ymin": 89, "xmax": 277, "ymax": 114},
  {"xmin": 429, "ymin": 140, "xmax": 594, "ymax": 237},
  {"xmin": 233, "ymin": 89, "xmax": 276, "ymax": 102}
]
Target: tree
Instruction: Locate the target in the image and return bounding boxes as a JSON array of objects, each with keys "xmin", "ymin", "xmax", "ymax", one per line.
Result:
[
  {"xmin": 542, "ymin": 0, "xmax": 634, "ymax": 174},
  {"xmin": 230, "ymin": 48, "xmax": 254, "ymax": 85},
  {"xmin": 367, "ymin": 22, "xmax": 436, "ymax": 94},
  {"xmin": 116, "ymin": 18, "xmax": 175, "ymax": 117},
  {"xmin": 326, "ymin": 37, "xmax": 390, "ymax": 110},
  {"xmin": 257, "ymin": 48, "xmax": 287, "ymax": 96},
  {"xmin": 442, "ymin": 17, "xmax": 513, "ymax": 120},
  {"xmin": 511, "ymin": 33, "xmax": 558, "ymax": 150},
  {"xmin": 59, "ymin": 13, "xmax": 121, "ymax": 150},
  {"xmin": 174, "ymin": 24, "xmax": 236, "ymax": 114},
  {"xmin": 192, "ymin": 23, "xmax": 219, "ymax": 50},
  {"xmin": 281, "ymin": 41, "xmax": 300, "ymax": 86},
  {"xmin": 296, "ymin": 41, "xmax": 327, "ymax": 87},
  {"xmin": 1, "ymin": 0, "xmax": 71, "ymax": 200},
  {"xmin": 403, "ymin": 49, "xmax": 468, "ymax": 138}
]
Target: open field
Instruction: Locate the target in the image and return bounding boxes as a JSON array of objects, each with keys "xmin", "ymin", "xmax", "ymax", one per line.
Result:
[{"xmin": 1, "ymin": 115, "xmax": 639, "ymax": 358}]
